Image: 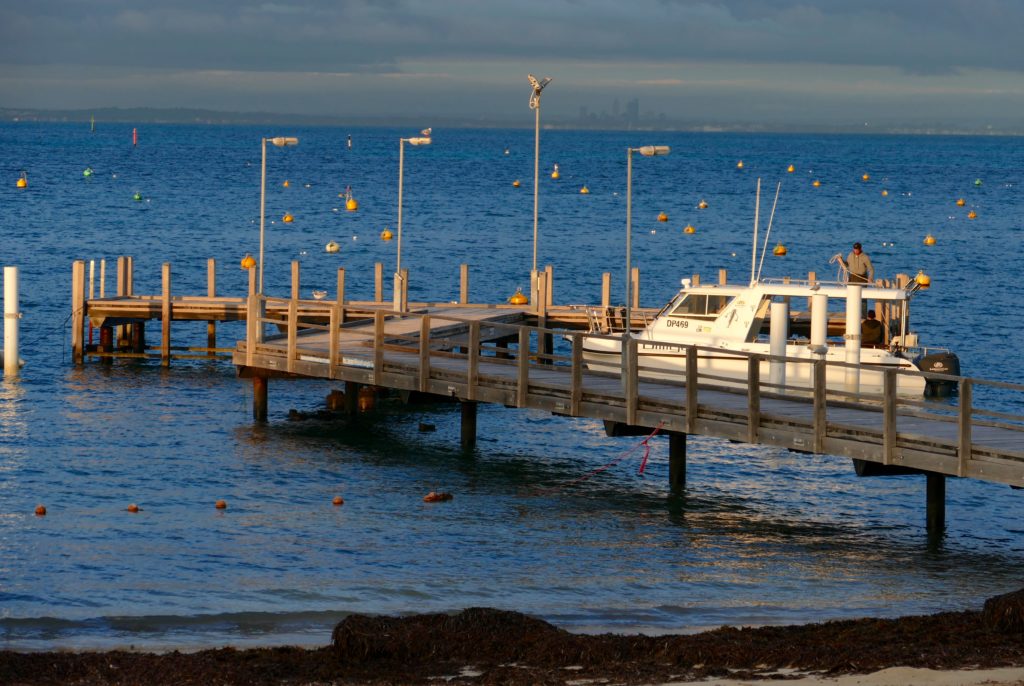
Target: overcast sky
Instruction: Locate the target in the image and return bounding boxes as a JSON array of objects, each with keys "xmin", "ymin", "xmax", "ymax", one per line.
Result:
[{"xmin": 3, "ymin": 0, "xmax": 1023, "ymax": 128}]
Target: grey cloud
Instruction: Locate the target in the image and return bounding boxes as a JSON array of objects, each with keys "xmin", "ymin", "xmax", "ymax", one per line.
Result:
[{"xmin": 3, "ymin": 0, "xmax": 1024, "ymax": 75}]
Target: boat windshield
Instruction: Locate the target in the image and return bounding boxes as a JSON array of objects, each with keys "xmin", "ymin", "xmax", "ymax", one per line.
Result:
[{"xmin": 667, "ymin": 293, "xmax": 734, "ymax": 319}]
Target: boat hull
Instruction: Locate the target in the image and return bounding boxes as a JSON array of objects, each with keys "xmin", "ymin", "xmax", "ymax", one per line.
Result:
[{"xmin": 581, "ymin": 339, "xmax": 926, "ymax": 396}]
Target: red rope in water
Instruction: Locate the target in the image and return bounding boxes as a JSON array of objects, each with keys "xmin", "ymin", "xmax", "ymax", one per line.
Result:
[{"xmin": 533, "ymin": 422, "xmax": 664, "ymax": 494}]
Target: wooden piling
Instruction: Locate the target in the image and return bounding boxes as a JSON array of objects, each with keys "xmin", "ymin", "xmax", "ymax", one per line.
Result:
[
  {"xmin": 461, "ymin": 401, "xmax": 477, "ymax": 450},
  {"xmin": 374, "ymin": 262, "xmax": 383, "ymax": 302},
  {"xmin": 161, "ymin": 262, "xmax": 172, "ymax": 366},
  {"xmin": 669, "ymin": 432, "xmax": 687, "ymax": 492},
  {"xmin": 207, "ymin": 258, "xmax": 217, "ymax": 353},
  {"xmin": 601, "ymin": 272, "xmax": 611, "ymax": 308},
  {"xmin": 460, "ymin": 264, "xmax": 469, "ymax": 304},
  {"xmin": 290, "ymin": 260, "xmax": 300, "ymax": 301},
  {"xmin": 719, "ymin": 268, "xmax": 728, "ymax": 285},
  {"xmin": 71, "ymin": 260, "xmax": 85, "ymax": 364},
  {"xmin": 545, "ymin": 265, "xmax": 553, "ymax": 307},
  {"xmin": 926, "ymin": 472, "xmax": 946, "ymax": 534},
  {"xmin": 253, "ymin": 375, "xmax": 268, "ymax": 421},
  {"xmin": 344, "ymin": 380, "xmax": 360, "ymax": 415},
  {"xmin": 131, "ymin": 321, "xmax": 146, "ymax": 354},
  {"xmin": 99, "ymin": 326, "xmax": 114, "ymax": 365}
]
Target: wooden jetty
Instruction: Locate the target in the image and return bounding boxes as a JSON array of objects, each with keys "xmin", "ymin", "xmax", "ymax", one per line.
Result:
[{"xmin": 71, "ymin": 257, "xmax": 1024, "ymax": 535}]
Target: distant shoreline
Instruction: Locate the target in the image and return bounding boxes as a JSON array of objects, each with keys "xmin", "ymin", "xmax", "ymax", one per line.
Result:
[{"xmin": 2, "ymin": 107, "xmax": 1020, "ymax": 136}]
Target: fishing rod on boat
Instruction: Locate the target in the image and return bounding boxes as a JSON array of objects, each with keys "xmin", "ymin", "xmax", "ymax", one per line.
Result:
[{"xmin": 755, "ymin": 181, "xmax": 783, "ymax": 283}]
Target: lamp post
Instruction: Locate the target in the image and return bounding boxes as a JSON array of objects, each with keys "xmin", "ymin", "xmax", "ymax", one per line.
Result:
[
  {"xmin": 527, "ymin": 74, "xmax": 552, "ymax": 304},
  {"xmin": 258, "ymin": 136, "xmax": 299, "ymax": 294},
  {"xmin": 394, "ymin": 131, "xmax": 432, "ymax": 312},
  {"xmin": 625, "ymin": 145, "xmax": 670, "ymax": 334}
]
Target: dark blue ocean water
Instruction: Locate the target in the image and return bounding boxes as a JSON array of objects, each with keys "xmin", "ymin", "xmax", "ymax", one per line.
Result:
[{"xmin": 1, "ymin": 122, "xmax": 1022, "ymax": 651}]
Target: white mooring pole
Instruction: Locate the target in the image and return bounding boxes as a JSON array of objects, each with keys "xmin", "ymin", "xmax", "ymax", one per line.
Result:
[{"xmin": 4, "ymin": 266, "xmax": 21, "ymax": 377}]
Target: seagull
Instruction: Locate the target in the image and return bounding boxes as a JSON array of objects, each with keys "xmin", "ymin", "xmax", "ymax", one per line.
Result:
[
  {"xmin": 311, "ymin": 290, "xmax": 328, "ymax": 300},
  {"xmin": 421, "ymin": 127, "xmax": 432, "ymax": 137}
]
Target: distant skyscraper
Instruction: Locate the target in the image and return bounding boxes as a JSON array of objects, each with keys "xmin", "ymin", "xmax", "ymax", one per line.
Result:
[{"xmin": 626, "ymin": 98, "xmax": 640, "ymax": 125}]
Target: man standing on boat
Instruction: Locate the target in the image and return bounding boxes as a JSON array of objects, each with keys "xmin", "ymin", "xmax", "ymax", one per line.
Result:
[{"xmin": 845, "ymin": 242, "xmax": 874, "ymax": 284}]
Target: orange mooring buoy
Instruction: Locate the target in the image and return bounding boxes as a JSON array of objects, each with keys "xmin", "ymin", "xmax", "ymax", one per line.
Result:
[
  {"xmin": 332, "ymin": 496, "xmax": 344, "ymax": 506},
  {"xmin": 423, "ymin": 491, "xmax": 453, "ymax": 503},
  {"xmin": 35, "ymin": 504, "xmax": 46, "ymax": 516},
  {"xmin": 215, "ymin": 499, "xmax": 227, "ymax": 510},
  {"xmin": 127, "ymin": 503, "xmax": 140, "ymax": 513}
]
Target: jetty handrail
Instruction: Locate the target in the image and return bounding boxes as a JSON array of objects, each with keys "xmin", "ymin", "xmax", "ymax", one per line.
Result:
[{"xmin": 242, "ymin": 293, "xmax": 1024, "ymax": 478}]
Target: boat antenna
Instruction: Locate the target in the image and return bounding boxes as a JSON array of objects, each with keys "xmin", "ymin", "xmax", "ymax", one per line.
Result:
[
  {"xmin": 751, "ymin": 178, "xmax": 761, "ymax": 285},
  {"xmin": 755, "ymin": 181, "xmax": 782, "ymax": 283}
]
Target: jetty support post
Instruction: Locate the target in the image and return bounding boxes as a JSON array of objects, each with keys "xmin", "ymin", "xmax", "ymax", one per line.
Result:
[
  {"xmin": 460, "ymin": 264, "xmax": 469, "ymax": 305},
  {"xmin": 161, "ymin": 262, "xmax": 172, "ymax": 367},
  {"xmin": 206, "ymin": 258, "xmax": 217, "ymax": 353},
  {"xmin": 4, "ymin": 266, "xmax": 20, "ymax": 377},
  {"xmin": 844, "ymin": 284, "xmax": 862, "ymax": 394},
  {"xmin": 253, "ymin": 374, "xmax": 268, "ymax": 422},
  {"xmin": 769, "ymin": 299, "xmax": 788, "ymax": 390},
  {"xmin": 668, "ymin": 431, "xmax": 686, "ymax": 492},
  {"xmin": 601, "ymin": 272, "xmax": 611, "ymax": 309},
  {"xmin": 926, "ymin": 472, "xmax": 946, "ymax": 535},
  {"xmin": 71, "ymin": 260, "xmax": 86, "ymax": 365},
  {"xmin": 344, "ymin": 381, "xmax": 361, "ymax": 415},
  {"xmin": 374, "ymin": 262, "xmax": 383, "ymax": 303},
  {"xmin": 461, "ymin": 401, "xmax": 477, "ymax": 450}
]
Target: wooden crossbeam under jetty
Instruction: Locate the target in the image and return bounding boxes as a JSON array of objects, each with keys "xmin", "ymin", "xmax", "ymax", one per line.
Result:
[{"xmin": 71, "ymin": 257, "xmax": 1024, "ymax": 535}]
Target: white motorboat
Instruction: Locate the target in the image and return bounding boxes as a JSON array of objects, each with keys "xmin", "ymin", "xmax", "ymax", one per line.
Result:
[{"xmin": 579, "ymin": 276, "xmax": 959, "ymax": 397}]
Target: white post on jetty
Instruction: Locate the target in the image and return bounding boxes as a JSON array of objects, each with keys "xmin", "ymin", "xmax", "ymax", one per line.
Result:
[
  {"xmin": 844, "ymin": 284, "xmax": 862, "ymax": 394},
  {"xmin": 4, "ymin": 266, "xmax": 21, "ymax": 377},
  {"xmin": 769, "ymin": 299, "xmax": 788, "ymax": 389}
]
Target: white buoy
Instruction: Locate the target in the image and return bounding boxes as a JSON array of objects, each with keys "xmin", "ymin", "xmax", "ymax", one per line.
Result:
[
  {"xmin": 844, "ymin": 285, "xmax": 862, "ymax": 394},
  {"xmin": 4, "ymin": 266, "xmax": 21, "ymax": 377},
  {"xmin": 769, "ymin": 299, "xmax": 788, "ymax": 389}
]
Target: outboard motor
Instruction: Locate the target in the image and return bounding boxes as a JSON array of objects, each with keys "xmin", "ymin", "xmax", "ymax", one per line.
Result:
[{"xmin": 916, "ymin": 351, "xmax": 960, "ymax": 398}]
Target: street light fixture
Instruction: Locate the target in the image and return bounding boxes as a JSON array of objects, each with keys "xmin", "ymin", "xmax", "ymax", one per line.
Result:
[
  {"xmin": 528, "ymin": 74, "xmax": 552, "ymax": 304},
  {"xmin": 394, "ymin": 130, "xmax": 432, "ymax": 312},
  {"xmin": 625, "ymin": 145, "xmax": 670, "ymax": 334},
  {"xmin": 258, "ymin": 136, "xmax": 299, "ymax": 294}
]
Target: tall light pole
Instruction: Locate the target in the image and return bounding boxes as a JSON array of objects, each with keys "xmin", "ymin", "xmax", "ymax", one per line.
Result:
[
  {"xmin": 528, "ymin": 74, "xmax": 551, "ymax": 304},
  {"xmin": 625, "ymin": 145, "xmax": 670, "ymax": 334},
  {"xmin": 394, "ymin": 130, "xmax": 432, "ymax": 312},
  {"xmin": 258, "ymin": 136, "xmax": 299, "ymax": 294}
]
